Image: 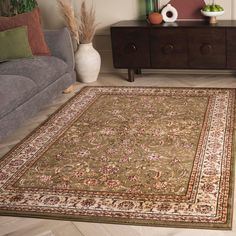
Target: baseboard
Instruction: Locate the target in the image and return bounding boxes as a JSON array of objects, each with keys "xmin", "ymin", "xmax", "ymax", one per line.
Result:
[{"xmin": 100, "ymin": 68, "xmax": 236, "ymax": 75}]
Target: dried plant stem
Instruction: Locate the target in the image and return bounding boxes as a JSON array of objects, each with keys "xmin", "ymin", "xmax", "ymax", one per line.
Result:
[
  {"xmin": 57, "ymin": 0, "xmax": 80, "ymax": 45},
  {"xmin": 79, "ymin": 1, "xmax": 96, "ymax": 44}
]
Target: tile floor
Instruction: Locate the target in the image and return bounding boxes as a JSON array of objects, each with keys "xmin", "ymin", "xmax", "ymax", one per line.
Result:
[{"xmin": 0, "ymin": 73, "xmax": 235, "ymax": 236}]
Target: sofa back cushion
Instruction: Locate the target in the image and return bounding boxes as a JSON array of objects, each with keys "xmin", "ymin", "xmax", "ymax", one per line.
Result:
[
  {"xmin": 0, "ymin": 8, "xmax": 50, "ymax": 56},
  {"xmin": 44, "ymin": 28, "xmax": 75, "ymax": 71},
  {"xmin": 0, "ymin": 26, "xmax": 33, "ymax": 61}
]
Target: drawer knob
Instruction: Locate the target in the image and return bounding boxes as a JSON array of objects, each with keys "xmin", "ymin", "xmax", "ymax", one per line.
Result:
[
  {"xmin": 124, "ymin": 43, "xmax": 137, "ymax": 54},
  {"xmin": 130, "ymin": 43, "xmax": 137, "ymax": 51},
  {"xmin": 200, "ymin": 44, "xmax": 212, "ymax": 55},
  {"xmin": 162, "ymin": 44, "xmax": 174, "ymax": 54}
]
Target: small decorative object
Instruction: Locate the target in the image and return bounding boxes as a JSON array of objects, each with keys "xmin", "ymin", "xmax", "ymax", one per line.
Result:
[
  {"xmin": 58, "ymin": 0, "xmax": 101, "ymax": 83},
  {"xmin": 146, "ymin": 0, "xmax": 155, "ymax": 18},
  {"xmin": 161, "ymin": 4, "xmax": 178, "ymax": 23},
  {"xmin": 148, "ymin": 12, "xmax": 163, "ymax": 24},
  {"xmin": 153, "ymin": 0, "xmax": 160, "ymax": 12},
  {"xmin": 146, "ymin": 0, "xmax": 162, "ymax": 24},
  {"xmin": 201, "ymin": 1, "xmax": 224, "ymax": 24}
]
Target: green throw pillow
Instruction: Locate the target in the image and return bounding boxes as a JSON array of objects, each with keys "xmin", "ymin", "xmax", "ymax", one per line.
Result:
[{"xmin": 0, "ymin": 26, "xmax": 33, "ymax": 61}]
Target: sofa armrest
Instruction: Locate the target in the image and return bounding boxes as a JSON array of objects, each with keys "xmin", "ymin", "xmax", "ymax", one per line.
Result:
[{"xmin": 44, "ymin": 28, "xmax": 75, "ymax": 71}]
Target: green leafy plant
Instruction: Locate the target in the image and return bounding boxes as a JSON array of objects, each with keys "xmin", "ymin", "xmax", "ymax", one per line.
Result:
[
  {"xmin": 0, "ymin": 0, "xmax": 38, "ymax": 16},
  {"xmin": 10, "ymin": 0, "xmax": 38, "ymax": 14}
]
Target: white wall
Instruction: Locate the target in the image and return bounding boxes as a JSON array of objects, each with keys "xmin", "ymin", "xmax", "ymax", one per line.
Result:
[{"xmin": 37, "ymin": 0, "xmax": 236, "ymax": 73}]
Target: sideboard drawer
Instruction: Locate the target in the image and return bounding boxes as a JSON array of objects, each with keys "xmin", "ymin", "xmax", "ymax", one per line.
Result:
[
  {"xmin": 150, "ymin": 28, "xmax": 188, "ymax": 68},
  {"xmin": 188, "ymin": 29, "xmax": 226, "ymax": 69},
  {"xmin": 111, "ymin": 28, "xmax": 150, "ymax": 68}
]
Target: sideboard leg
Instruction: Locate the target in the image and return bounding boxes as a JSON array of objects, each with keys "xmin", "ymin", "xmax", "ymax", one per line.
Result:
[
  {"xmin": 135, "ymin": 68, "xmax": 142, "ymax": 75},
  {"xmin": 128, "ymin": 69, "xmax": 135, "ymax": 82}
]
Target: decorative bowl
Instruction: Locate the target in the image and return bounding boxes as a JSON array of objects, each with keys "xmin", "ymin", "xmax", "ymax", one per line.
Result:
[{"xmin": 201, "ymin": 10, "xmax": 224, "ymax": 24}]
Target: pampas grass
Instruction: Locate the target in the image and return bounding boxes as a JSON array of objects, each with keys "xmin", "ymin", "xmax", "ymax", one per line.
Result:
[
  {"xmin": 57, "ymin": 0, "xmax": 97, "ymax": 45},
  {"xmin": 79, "ymin": 1, "xmax": 96, "ymax": 44},
  {"xmin": 57, "ymin": 0, "xmax": 80, "ymax": 45}
]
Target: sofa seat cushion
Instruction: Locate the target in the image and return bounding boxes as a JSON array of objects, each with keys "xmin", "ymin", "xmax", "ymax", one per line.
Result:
[
  {"xmin": 0, "ymin": 75, "xmax": 38, "ymax": 119},
  {"xmin": 0, "ymin": 56, "xmax": 69, "ymax": 91}
]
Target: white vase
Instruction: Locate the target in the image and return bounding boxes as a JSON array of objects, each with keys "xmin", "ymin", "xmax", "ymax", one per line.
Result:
[{"xmin": 75, "ymin": 43, "xmax": 101, "ymax": 83}]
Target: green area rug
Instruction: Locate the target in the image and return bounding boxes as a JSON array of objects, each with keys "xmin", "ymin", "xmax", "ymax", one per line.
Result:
[{"xmin": 0, "ymin": 87, "xmax": 234, "ymax": 229}]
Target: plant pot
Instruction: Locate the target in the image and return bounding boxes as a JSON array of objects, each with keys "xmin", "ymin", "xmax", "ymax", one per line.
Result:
[{"xmin": 75, "ymin": 43, "xmax": 101, "ymax": 83}]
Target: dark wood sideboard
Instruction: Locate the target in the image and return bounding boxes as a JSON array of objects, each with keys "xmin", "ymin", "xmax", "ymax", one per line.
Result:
[{"xmin": 110, "ymin": 20, "xmax": 236, "ymax": 82}]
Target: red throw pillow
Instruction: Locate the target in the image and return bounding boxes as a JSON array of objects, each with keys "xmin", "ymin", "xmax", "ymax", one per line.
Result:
[{"xmin": 0, "ymin": 8, "xmax": 50, "ymax": 55}]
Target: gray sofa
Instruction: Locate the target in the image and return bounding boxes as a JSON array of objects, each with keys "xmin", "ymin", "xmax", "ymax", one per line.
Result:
[{"xmin": 0, "ymin": 28, "xmax": 76, "ymax": 142}]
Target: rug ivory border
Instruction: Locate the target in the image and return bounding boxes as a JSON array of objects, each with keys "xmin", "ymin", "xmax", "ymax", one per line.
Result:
[{"xmin": 0, "ymin": 87, "xmax": 235, "ymax": 230}]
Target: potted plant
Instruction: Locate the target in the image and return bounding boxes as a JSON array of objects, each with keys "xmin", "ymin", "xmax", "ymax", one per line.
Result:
[
  {"xmin": 10, "ymin": 0, "xmax": 38, "ymax": 14},
  {"xmin": 58, "ymin": 0, "xmax": 101, "ymax": 83},
  {"xmin": 0, "ymin": 0, "xmax": 11, "ymax": 16},
  {"xmin": 0, "ymin": 0, "xmax": 38, "ymax": 16},
  {"xmin": 0, "ymin": 0, "xmax": 38, "ymax": 17}
]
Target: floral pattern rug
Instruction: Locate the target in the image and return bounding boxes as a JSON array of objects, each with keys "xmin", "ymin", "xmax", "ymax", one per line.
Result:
[{"xmin": 0, "ymin": 87, "xmax": 235, "ymax": 229}]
